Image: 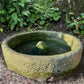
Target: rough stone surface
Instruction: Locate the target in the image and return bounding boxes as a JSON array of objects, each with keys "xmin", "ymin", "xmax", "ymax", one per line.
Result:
[{"xmin": 1, "ymin": 31, "xmax": 83, "ymax": 81}]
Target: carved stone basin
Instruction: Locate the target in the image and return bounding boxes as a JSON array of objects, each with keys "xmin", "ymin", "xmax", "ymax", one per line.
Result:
[{"xmin": 1, "ymin": 31, "xmax": 83, "ymax": 81}]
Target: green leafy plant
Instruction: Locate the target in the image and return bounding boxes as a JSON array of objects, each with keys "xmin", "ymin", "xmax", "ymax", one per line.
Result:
[
  {"xmin": 28, "ymin": 24, "xmax": 32, "ymax": 32},
  {"xmin": 65, "ymin": 12, "xmax": 84, "ymax": 36},
  {"xmin": 0, "ymin": 0, "xmax": 61, "ymax": 31},
  {"xmin": 28, "ymin": 5, "xmax": 61, "ymax": 27},
  {"xmin": 0, "ymin": 0, "xmax": 32, "ymax": 31},
  {"xmin": 27, "ymin": 0, "xmax": 61, "ymax": 30}
]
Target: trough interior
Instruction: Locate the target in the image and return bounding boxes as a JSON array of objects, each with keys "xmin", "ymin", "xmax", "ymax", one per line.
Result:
[{"xmin": 7, "ymin": 32, "xmax": 79, "ymax": 55}]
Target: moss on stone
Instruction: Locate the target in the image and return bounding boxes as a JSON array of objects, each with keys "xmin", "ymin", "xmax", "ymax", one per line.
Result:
[
  {"xmin": 1, "ymin": 31, "xmax": 83, "ymax": 81},
  {"xmin": 8, "ymin": 61, "xmax": 79, "ymax": 81},
  {"xmin": 36, "ymin": 41, "xmax": 48, "ymax": 50},
  {"xmin": 32, "ymin": 41, "xmax": 49, "ymax": 55}
]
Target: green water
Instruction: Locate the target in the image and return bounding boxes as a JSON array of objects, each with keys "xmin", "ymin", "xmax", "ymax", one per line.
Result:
[{"xmin": 14, "ymin": 39, "xmax": 71, "ymax": 55}]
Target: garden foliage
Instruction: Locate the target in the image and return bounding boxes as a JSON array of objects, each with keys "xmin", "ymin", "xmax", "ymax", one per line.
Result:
[
  {"xmin": 65, "ymin": 12, "xmax": 84, "ymax": 35},
  {"xmin": 0, "ymin": 0, "xmax": 61, "ymax": 31}
]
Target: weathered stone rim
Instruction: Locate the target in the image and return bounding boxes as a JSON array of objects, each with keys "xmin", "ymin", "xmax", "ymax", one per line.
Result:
[{"xmin": 2, "ymin": 31, "xmax": 82, "ymax": 58}]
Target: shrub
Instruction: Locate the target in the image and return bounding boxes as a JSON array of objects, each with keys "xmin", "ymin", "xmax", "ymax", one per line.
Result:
[
  {"xmin": 65, "ymin": 12, "xmax": 84, "ymax": 36},
  {"xmin": 0, "ymin": 0, "xmax": 32, "ymax": 31},
  {"xmin": 0, "ymin": 0, "xmax": 61, "ymax": 31}
]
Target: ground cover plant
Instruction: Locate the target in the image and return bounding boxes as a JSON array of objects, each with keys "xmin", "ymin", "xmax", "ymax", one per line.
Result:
[
  {"xmin": 0, "ymin": 0, "xmax": 61, "ymax": 31},
  {"xmin": 0, "ymin": 0, "xmax": 84, "ymax": 37},
  {"xmin": 65, "ymin": 12, "xmax": 84, "ymax": 36}
]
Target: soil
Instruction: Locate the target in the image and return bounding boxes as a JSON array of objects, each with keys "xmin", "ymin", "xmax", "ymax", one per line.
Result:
[{"xmin": 0, "ymin": 26, "xmax": 84, "ymax": 84}]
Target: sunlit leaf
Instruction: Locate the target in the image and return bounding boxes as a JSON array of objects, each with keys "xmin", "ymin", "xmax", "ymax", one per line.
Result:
[
  {"xmin": 21, "ymin": 0, "xmax": 25, "ymax": 4},
  {"xmin": 0, "ymin": 28, "xmax": 3, "ymax": 32},
  {"xmin": 22, "ymin": 11, "xmax": 30, "ymax": 16},
  {"xmin": 69, "ymin": 12, "xmax": 74, "ymax": 15},
  {"xmin": 25, "ymin": 0, "xmax": 31, "ymax": 2}
]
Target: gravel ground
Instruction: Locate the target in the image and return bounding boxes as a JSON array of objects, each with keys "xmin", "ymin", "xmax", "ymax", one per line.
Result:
[{"xmin": 0, "ymin": 32, "xmax": 84, "ymax": 84}]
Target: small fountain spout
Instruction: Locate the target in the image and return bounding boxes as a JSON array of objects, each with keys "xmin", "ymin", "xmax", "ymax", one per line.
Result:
[{"xmin": 32, "ymin": 41, "xmax": 49, "ymax": 55}]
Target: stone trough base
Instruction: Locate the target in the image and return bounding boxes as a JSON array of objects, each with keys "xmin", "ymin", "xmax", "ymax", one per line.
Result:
[{"xmin": 1, "ymin": 31, "xmax": 83, "ymax": 81}]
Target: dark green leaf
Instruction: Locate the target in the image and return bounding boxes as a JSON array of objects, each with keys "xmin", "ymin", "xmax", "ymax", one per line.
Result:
[
  {"xmin": 18, "ymin": 3, "xmax": 24, "ymax": 7},
  {"xmin": 12, "ymin": 0, "xmax": 17, "ymax": 1},
  {"xmin": 81, "ymin": 30, "xmax": 84, "ymax": 35},
  {"xmin": 24, "ymin": 22, "xmax": 27, "ymax": 25},
  {"xmin": 16, "ymin": 28, "xmax": 19, "ymax": 31},
  {"xmin": 0, "ymin": 10, "xmax": 5, "ymax": 14},
  {"xmin": 21, "ymin": 0, "xmax": 25, "ymax": 4},
  {"xmin": 81, "ymin": 13, "xmax": 84, "ymax": 18},
  {"xmin": 9, "ymin": 8, "xmax": 15, "ymax": 14},
  {"xmin": 55, "ymin": 8, "xmax": 59, "ymax": 11},
  {"xmin": 79, "ymin": 25, "xmax": 84, "ymax": 29},
  {"xmin": 77, "ymin": 16, "xmax": 81, "ymax": 20},
  {"xmin": 0, "ymin": 18, "xmax": 5, "ymax": 22},
  {"xmin": 20, "ymin": 18, "xmax": 24, "ymax": 27},
  {"xmin": 13, "ymin": 3, "xmax": 18, "ymax": 8},
  {"xmin": 66, "ymin": 21, "xmax": 71, "ymax": 24},
  {"xmin": 53, "ymin": 16, "xmax": 61, "ymax": 21},
  {"xmin": 74, "ymin": 29, "xmax": 78, "ymax": 34},
  {"xmin": 69, "ymin": 12, "xmax": 74, "ymax": 15},
  {"xmin": 81, "ymin": 20, "xmax": 84, "ymax": 24},
  {"xmin": 67, "ymin": 23, "xmax": 75, "ymax": 28},
  {"xmin": 25, "ymin": 0, "xmax": 31, "ymax": 2},
  {"xmin": 6, "ymin": 15, "xmax": 10, "ymax": 20},
  {"xmin": 10, "ymin": 23, "xmax": 15, "ymax": 31},
  {"xmin": 22, "ymin": 11, "xmax": 30, "ymax": 16},
  {"xmin": 11, "ymin": 13, "xmax": 17, "ymax": 21},
  {"xmin": 40, "ymin": 20, "xmax": 45, "ymax": 25}
]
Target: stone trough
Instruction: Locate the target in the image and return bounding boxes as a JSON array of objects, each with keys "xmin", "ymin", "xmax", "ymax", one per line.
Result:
[{"xmin": 1, "ymin": 31, "xmax": 83, "ymax": 81}]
